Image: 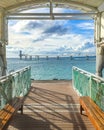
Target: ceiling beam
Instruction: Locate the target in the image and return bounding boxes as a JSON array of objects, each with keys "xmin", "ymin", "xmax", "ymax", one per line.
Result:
[
  {"xmin": 7, "ymin": 17, "xmax": 93, "ymax": 20},
  {"xmin": 50, "ymin": 0, "xmax": 54, "ymax": 19},
  {"xmin": 7, "ymin": 12, "xmax": 96, "ymax": 20},
  {"xmin": 7, "ymin": 12, "xmax": 96, "ymax": 17},
  {"xmin": 98, "ymin": 1, "xmax": 104, "ymax": 12},
  {"xmin": 7, "ymin": 13, "xmax": 95, "ymax": 20},
  {"xmin": 8, "ymin": 12, "xmax": 96, "ymax": 15}
]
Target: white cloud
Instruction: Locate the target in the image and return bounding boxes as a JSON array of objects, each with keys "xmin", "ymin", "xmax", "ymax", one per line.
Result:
[{"xmin": 76, "ymin": 22, "xmax": 94, "ymax": 30}]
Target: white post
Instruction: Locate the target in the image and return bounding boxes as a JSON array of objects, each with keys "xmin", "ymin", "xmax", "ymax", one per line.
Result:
[
  {"xmin": 95, "ymin": 12, "xmax": 104, "ymax": 77},
  {"xmin": 0, "ymin": 8, "xmax": 7, "ymax": 76}
]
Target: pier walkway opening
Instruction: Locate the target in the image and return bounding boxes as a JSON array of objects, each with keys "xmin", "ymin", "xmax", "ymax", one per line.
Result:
[{"xmin": 8, "ymin": 80, "xmax": 95, "ymax": 130}]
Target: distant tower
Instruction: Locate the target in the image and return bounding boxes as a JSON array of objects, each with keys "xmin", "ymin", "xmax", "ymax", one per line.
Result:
[
  {"xmin": 70, "ymin": 55, "xmax": 73, "ymax": 60},
  {"xmin": 46, "ymin": 56, "xmax": 48, "ymax": 60},
  {"xmin": 19, "ymin": 50, "xmax": 22, "ymax": 60},
  {"xmin": 86, "ymin": 55, "xmax": 89, "ymax": 60},
  {"xmin": 37, "ymin": 55, "xmax": 39, "ymax": 60},
  {"xmin": 57, "ymin": 56, "xmax": 59, "ymax": 60}
]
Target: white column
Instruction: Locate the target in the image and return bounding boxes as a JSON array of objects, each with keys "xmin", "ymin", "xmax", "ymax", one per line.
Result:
[
  {"xmin": 0, "ymin": 8, "xmax": 7, "ymax": 76},
  {"xmin": 95, "ymin": 12, "xmax": 104, "ymax": 77}
]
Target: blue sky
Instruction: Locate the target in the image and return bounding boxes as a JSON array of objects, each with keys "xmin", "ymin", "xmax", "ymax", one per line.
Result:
[{"xmin": 7, "ymin": 8, "xmax": 95, "ymax": 58}]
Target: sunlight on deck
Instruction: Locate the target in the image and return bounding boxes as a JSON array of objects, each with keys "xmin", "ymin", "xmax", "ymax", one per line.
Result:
[{"xmin": 8, "ymin": 80, "xmax": 95, "ymax": 130}]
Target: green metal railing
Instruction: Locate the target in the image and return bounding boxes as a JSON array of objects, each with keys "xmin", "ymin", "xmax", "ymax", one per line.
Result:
[
  {"xmin": 0, "ymin": 66, "xmax": 31, "ymax": 109},
  {"xmin": 72, "ymin": 66, "xmax": 104, "ymax": 111}
]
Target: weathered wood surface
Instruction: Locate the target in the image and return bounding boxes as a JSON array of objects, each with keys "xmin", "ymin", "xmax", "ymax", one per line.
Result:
[
  {"xmin": 0, "ymin": 97, "xmax": 24, "ymax": 130},
  {"xmin": 8, "ymin": 80, "xmax": 95, "ymax": 130},
  {"xmin": 80, "ymin": 96, "xmax": 104, "ymax": 130}
]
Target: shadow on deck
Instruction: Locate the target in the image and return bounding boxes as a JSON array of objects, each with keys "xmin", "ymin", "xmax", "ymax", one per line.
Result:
[{"xmin": 8, "ymin": 80, "xmax": 95, "ymax": 130}]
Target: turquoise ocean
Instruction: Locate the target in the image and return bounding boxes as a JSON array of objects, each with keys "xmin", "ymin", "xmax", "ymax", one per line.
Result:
[{"xmin": 7, "ymin": 57, "xmax": 96, "ymax": 80}]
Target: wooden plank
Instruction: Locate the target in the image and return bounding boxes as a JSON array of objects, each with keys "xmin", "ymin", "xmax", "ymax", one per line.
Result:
[
  {"xmin": 80, "ymin": 97, "xmax": 101, "ymax": 128},
  {"xmin": 80, "ymin": 96, "xmax": 104, "ymax": 130},
  {"xmin": 0, "ymin": 97, "xmax": 25, "ymax": 130},
  {"xmin": 0, "ymin": 104, "xmax": 14, "ymax": 129},
  {"xmin": 88, "ymin": 97, "xmax": 104, "ymax": 120},
  {"xmin": 81, "ymin": 97, "xmax": 104, "ymax": 125}
]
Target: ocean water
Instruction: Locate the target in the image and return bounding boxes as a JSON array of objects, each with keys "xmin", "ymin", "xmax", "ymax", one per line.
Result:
[{"xmin": 7, "ymin": 57, "xmax": 96, "ymax": 80}]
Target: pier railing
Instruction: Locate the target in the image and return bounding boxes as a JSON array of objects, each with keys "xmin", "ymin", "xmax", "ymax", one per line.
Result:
[
  {"xmin": 0, "ymin": 66, "xmax": 31, "ymax": 109},
  {"xmin": 72, "ymin": 66, "xmax": 104, "ymax": 111}
]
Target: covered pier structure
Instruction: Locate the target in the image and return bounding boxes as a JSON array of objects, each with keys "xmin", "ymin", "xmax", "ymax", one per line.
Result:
[
  {"xmin": 0, "ymin": 0, "xmax": 104, "ymax": 130},
  {"xmin": 0, "ymin": 0, "xmax": 104, "ymax": 77}
]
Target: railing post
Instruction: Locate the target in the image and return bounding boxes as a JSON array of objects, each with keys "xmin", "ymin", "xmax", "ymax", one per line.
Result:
[{"xmin": 0, "ymin": 8, "xmax": 8, "ymax": 76}]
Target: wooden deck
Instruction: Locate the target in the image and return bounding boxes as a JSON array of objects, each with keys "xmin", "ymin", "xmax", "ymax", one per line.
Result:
[{"xmin": 8, "ymin": 80, "xmax": 95, "ymax": 130}]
